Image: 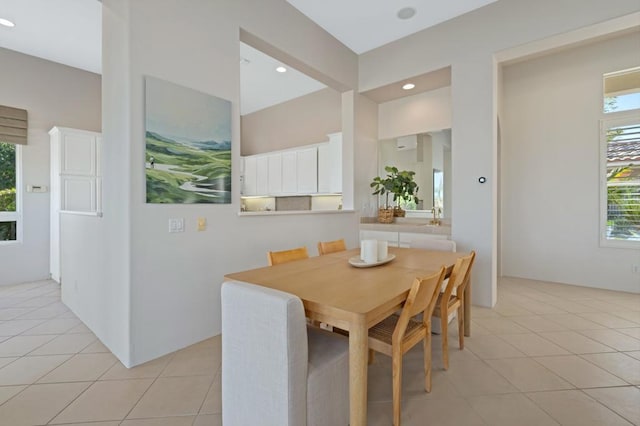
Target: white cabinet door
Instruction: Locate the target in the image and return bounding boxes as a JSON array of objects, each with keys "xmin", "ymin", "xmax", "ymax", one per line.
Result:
[
  {"xmin": 256, "ymin": 156, "xmax": 269, "ymax": 195},
  {"xmin": 282, "ymin": 151, "xmax": 297, "ymax": 193},
  {"xmin": 60, "ymin": 132, "xmax": 96, "ymax": 175},
  {"xmin": 52, "ymin": 128, "xmax": 101, "ymax": 213},
  {"xmin": 296, "ymin": 147, "xmax": 317, "ymax": 194},
  {"xmin": 61, "ymin": 177, "xmax": 97, "ymax": 212},
  {"xmin": 267, "ymin": 154, "xmax": 282, "ymax": 195},
  {"xmin": 398, "ymin": 232, "xmax": 449, "ymax": 248},
  {"xmin": 49, "ymin": 126, "xmax": 102, "ymax": 283},
  {"xmin": 243, "ymin": 156, "xmax": 257, "ymax": 196}
]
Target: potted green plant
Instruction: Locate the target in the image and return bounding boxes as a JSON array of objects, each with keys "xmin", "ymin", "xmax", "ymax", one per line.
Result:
[{"xmin": 371, "ymin": 166, "xmax": 420, "ymax": 221}]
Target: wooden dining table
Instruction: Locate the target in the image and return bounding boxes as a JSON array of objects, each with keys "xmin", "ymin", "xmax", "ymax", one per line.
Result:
[{"xmin": 224, "ymin": 246, "xmax": 471, "ymax": 426}]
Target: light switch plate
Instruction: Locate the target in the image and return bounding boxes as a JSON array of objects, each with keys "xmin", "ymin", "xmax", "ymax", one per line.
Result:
[
  {"xmin": 27, "ymin": 185, "xmax": 48, "ymax": 193},
  {"xmin": 169, "ymin": 218, "xmax": 185, "ymax": 233},
  {"xmin": 197, "ymin": 217, "xmax": 207, "ymax": 231}
]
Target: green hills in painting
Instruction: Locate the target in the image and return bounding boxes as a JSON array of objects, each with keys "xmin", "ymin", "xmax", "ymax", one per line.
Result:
[{"xmin": 145, "ymin": 131, "xmax": 231, "ymax": 204}]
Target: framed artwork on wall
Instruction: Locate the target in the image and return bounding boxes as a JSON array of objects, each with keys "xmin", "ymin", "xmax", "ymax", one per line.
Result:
[{"xmin": 144, "ymin": 76, "xmax": 231, "ymax": 204}]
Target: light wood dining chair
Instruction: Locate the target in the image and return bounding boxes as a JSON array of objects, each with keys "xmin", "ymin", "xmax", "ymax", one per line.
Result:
[
  {"xmin": 410, "ymin": 238, "xmax": 457, "ymax": 334},
  {"xmin": 267, "ymin": 246, "xmax": 309, "ymax": 266},
  {"xmin": 432, "ymin": 251, "xmax": 475, "ymax": 370},
  {"xmin": 317, "ymin": 238, "xmax": 347, "ymax": 255},
  {"xmin": 368, "ymin": 267, "xmax": 446, "ymax": 426}
]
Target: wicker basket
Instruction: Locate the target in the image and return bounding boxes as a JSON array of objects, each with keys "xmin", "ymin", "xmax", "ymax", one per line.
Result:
[
  {"xmin": 394, "ymin": 207, "xmax": 406, "ymax": 217},
  {"xmin": 377, "ymin": 208, "xmax": 395, "ymax": 224}
]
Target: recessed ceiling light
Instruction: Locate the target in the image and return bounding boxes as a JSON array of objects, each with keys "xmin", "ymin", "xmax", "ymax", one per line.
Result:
[
  {"xmin": 397, "ymin": 7, "xmax": 416, "ymax": 20},
  {"xmin": 276, "ymin": 66, "xmax": 287, "ymax": 73},
  {"xmin": 0, "ymin": 18, "xmax": 15, "ymax": 28},
  {"xmin": 402, "ymin": 83, "xmax": 415, "ymax": 90}
]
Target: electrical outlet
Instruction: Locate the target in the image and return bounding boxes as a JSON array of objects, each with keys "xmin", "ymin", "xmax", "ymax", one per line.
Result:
[
  {"xmin": 197, "ymin": 217, "xmax": 207, "ymax": 231},
  {"xmin": 169, "ymin": 218, "xmax": 185, "ymax": 233},
  {"xmin": 633, "ymin": 264, "xmax": 640, "ymax": 274}
]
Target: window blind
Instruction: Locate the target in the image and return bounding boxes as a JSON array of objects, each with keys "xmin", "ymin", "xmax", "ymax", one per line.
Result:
[
  {"xmin": 606, "ymin": 122, "xmax": 640, "ymax": 242},
  {"xmin": 0, "ymin": 105, "xmax": 28, "ymax": 145}
]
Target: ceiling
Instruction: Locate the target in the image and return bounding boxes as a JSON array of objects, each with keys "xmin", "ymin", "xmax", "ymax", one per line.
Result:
[
  {"xmin": 286, "ymin": 0, "xmax": 498, "ymax": 54},
  {"xmin": 0, "ymin": 0, "xmax": 491, "ymax": 110},
  {"xmin": 240, "ymin": 42, "xmax": 326, "ymax": 115},
  {"xmin": 0, "ymin": 0, "xmax": 101, "ymax": 74}
]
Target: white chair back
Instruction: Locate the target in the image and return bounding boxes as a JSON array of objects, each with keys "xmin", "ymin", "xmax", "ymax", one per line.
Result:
[
  {"xmin": 222, "ymin": 281, "xmax": 308, "ymax": 426},
  {"xmin": 221, "ymin": 281, "xmax": 349, "ymax": 426}
]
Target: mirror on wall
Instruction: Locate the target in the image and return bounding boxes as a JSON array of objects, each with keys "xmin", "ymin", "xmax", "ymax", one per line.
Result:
[{"xmin": 377, "ymin": 129, "xmax": 451, "ymax": 218}]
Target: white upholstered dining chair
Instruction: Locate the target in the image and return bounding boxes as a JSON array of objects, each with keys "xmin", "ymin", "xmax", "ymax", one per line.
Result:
[{"xmin": 221, "ymin": 280, "xmax": 349, "ymax": 426}]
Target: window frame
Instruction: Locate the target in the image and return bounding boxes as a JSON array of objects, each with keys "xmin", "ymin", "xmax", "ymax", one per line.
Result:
[
  {"xmin": 599, "ymin": 110, "xmax": 640, "ymax": 249},
  {"xmin": 0, "ymin": 143, "xmax": 22, "ymax": 244}
]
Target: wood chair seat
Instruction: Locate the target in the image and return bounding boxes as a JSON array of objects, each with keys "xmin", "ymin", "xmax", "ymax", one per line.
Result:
[{"xmin": 368, "ymin": 315, "xmax": 423, "ymax": 355}]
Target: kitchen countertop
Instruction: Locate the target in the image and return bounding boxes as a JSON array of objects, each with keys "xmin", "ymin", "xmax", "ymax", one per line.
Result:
[{"xmin": 360, "ymin": 217, "xmax": 451, "ymax": 235}]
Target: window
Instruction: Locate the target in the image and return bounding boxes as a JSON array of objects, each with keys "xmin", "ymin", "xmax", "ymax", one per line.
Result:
[
  {"xmin": 0, "ymin": 142, "xmax": 19, "ymax": 242},
  {"xmin": 604, "ymin": 67, "xmax": 640, "ymax": 114},
  {"xmin": 601, "ymin": 68, "xmax": 640, "ymax": 247},
  {"xmin": 0, "ymin": 104, "xmax": 27, "ymax": 243},
  {"xmin": 601, "ymin": 114, "xmax": 640, "ymax": 246}
]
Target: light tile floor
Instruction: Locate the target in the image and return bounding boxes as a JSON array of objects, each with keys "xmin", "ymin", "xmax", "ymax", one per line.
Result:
[{"xmin": 0, "ymin": 277, "xmax": 638, "ymax": 425}]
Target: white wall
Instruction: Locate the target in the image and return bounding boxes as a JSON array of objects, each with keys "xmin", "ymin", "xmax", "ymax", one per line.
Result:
[
  {"xmin": 100, "ymin": 0, "xmax": 359, "ymax": 366},
  {"xmin": 501, "ymin": 31, "xmax": 640, "ymax": 293},
  {"xmin": 378, "ymin": 87, "xmax": 451, "ymax": 140},
  {"xmin": 360, "ymin": 0, "xmax": 640, "ymax": 307},
  {"xmin": 350, "ymin": 92, "xmax": 379, "ymax": 217},
  {"xmin": 0, "ymin": 48, "xmax": 101, "ymax": 286},
  {"xmin": 241, "ymin": 88, "xmax": 341, "ymax": 156},
  {"xmin": 96, "ymin": 0, "xmax": 640, "ymax": 367}
]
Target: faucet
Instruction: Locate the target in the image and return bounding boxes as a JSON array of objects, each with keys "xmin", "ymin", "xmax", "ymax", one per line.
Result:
[{"xmin": 429, "ymin": 207, "xmax": 441, "ymax": 226}]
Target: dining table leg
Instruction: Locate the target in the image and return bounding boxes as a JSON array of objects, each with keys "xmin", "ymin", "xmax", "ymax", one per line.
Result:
[{"xmin": 349, "ymin": 317, "xmax": 368, "ymax": 426}]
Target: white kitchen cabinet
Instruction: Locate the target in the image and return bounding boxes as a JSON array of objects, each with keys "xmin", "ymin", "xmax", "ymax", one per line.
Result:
[
  {"xmin": 281, "ymin": 151, "xmax": 297, "ymax": 193},
  {"xmin": 359, "ymin": 230, "xmax": 399, "ymax": 247},
  {"xmin": 242, "ymin": 139, "xmax": 332, "ymax": 196},
  {"xmin": 49, "ymin": 126, "xmax": 102, "ymax": 283},
  {"xmin": 398, "ymin": 232, "xmax": 449, "ymax": 248},
  {"xmin": 360, "ymin": 229, "xmax": 451, "ymax": 248},
  {"xmin": 267, "ymin": 154, "xmax": 282, "ymax": 194},
  {"xmin": 242, "ymin": 156, "xmax": 258, "ymax": 196},
  {"xmin": 256, "ymin": 155, "xmax": 269, "ymax": 196},
  {"xmin": 296, "ymin": 147, "xmax": 318, "ymax": 194}
]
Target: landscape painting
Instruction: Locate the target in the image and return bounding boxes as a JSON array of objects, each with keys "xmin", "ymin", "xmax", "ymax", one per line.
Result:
[{"xmin": 145, "ymin": 76, "xmax": 231, "ymax": 204}]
